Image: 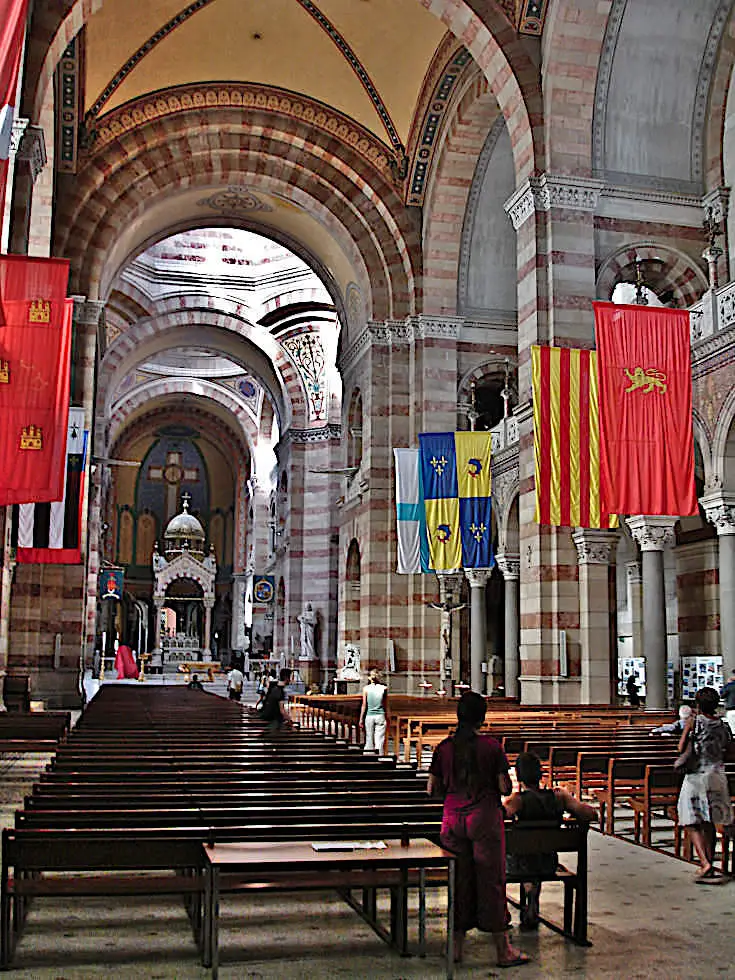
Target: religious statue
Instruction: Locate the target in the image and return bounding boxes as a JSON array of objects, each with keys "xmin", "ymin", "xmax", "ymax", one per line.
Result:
[
  {"xmin": 298, "ymin": 602, "xmax": 317, "ymax": 660},
  {"xmin": 337, "ymin": 644, "xmax": 361, "ymax": 681}
]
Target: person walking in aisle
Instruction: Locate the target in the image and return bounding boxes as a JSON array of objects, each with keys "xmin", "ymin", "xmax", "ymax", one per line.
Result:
[
  {"xmin": 360, "ymin": 669, "xmax": 390, "ymax": 755},
  {"xmin": 227, "ymin": 664, "xmax": 244, "ymax": 702}
]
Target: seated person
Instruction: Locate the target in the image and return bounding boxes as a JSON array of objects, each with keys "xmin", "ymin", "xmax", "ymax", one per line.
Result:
[
  {"xmin": 187, "ymin": 673, "xmax": 204, "ymax": 691},
  {"xmin": 504, "ymin": 752, "xmax": 596, "ymax": 930},
  {"xmin": 258, "ymin": 668, "xmax": 293, "ymax": 728},
  {"xmin": 649, "ymin": 704, "xmax": 692, "ymax": 737}
]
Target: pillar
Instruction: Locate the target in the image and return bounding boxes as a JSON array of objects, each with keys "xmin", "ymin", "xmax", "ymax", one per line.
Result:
[
  {"xmin": 153, "ymin": 598, "xmax": 164, "ymax": 658},
  {"xmin": 627, "ymin": 516, "xmax": 677, "ymax": 710},
  {"xmin": 572, "ymin": 529, "xmax": 619, "ymax": 704},
  {"xmin": 230, "ymin": 572, "xmax": 248, "ymax": 658},
  {"xmin": 465, "ymin": 569, "xmax": 491, "ymax": 694},
  {"xmin": 625, "ymin": 559, "xmax": 644, "ymax": 661},
  {"xmin": 701, "ymin": 492, "xmax": 735, "ymax": 677},
  {"xmin": 496, "ymin": 552, "xmax": 520, "ymax": 698},
  {"xmin": 203, "ymin": 599, "xmax": 213, "ymax": 659}
]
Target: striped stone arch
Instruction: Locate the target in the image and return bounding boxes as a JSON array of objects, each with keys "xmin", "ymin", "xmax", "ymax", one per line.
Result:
[
  {"xmin": 32, "ymin": 2, "xmax": 540, "ymax": 181},
  {"xmin": 108, "ymin": 379, "xmax": 257, "ymax": 464},
  {"xmin": 704, "ymin": 10, "xmax": 735, "ymax": 188},
  {"xmin": 691, "ymin": 409, "xmax": 715, "ymax": 488},
  {"xmin": 97, "ymin": 304, "xmax": 302, "ymax": 430},
  {"xmin": 596, "ymin": 243, "xmax": 709, "ymax": 308},
  {"xmin": 54, "ymin": 110, "xmax": 419, "ymax": 321},
  {"xmin": 457, "ymin": 355, "xmax": 517, "ymax": 406},
  {"xmin": 711, "ymin": 383, "xmax": 735, "ymax": 486},
  {"xmin": 422, "ymin": 68, "xmax": 501, "ymax": 315}
]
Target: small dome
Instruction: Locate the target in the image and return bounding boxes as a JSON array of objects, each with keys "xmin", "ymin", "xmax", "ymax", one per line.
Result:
[{"xmin": 164, "ymin": 496, "xmax": 205, "ymax": 559}]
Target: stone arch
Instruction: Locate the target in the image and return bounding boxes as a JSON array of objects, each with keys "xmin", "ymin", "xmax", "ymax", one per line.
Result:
[
  {"xmin": 346, "ymin": 388, "xmax": 364, "ymax": 470},
  {"xmin": 343, "ymin": 538, "xmax": 361, "ymax": 647},
  {"xmin": 98, "ymin": 308, "xmax": 299, "ymax": 429},
  {"xmin": 33, "ymin": 2, "xmax": 540, "ymax": 182},
  {"xmin": 596, "ymin": 243, "xmax": 709, "ymax": 307},
  {"xmin": 108, "ymin": 378, "xmax": 259, "ymax": 463},
  {"xmin": 55, "ymin": 112, "xmax": 419, "ymax": 322},
  {"xmin": 704, "ymin": 10, "xmax": 735, "ymax": 189},
  {"xmin": 711, "ymin": 383, "xmax": 735, "ymax": 486},
  {"xmin": 457, "ymin": 356, "xmax": 517, "ymax": 431},
  {"xmin": 692, "ymin": 410, "xmax": 715, "ymax": 489}
]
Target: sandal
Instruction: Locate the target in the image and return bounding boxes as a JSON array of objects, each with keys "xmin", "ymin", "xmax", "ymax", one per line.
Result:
[
  {"xmin": 497, "ymin": 952, "xmax": 531, "ymax": 968},
  {"xmin": 696, "ymin": 868, "xmax": 725, "ymax": 884}
]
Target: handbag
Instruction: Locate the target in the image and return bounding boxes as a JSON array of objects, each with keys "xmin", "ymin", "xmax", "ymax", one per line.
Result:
[{"xmin": 674, "ymin": 730, "xmax": 698, "ymax": 774}]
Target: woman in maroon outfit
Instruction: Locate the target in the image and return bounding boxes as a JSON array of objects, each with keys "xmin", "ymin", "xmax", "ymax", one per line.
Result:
[{"xmin": 427, "ymin": 692, "xmax": 529, "ymax": 968}]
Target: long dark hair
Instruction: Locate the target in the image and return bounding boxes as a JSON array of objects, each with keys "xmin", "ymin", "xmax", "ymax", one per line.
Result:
[{"xmin": 452, "ymin": 692, "xmax": 487, "ymax": 797}]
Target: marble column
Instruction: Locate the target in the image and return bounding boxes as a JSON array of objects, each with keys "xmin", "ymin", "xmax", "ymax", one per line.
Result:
[
  {"xmin": 627, "ymin": 516, "xmax": 677, "ymax": 710},
  {"xmin": 203, "ymin": 599, "xmax": 214, "ymax": 659},
  {"xmin": 153, "ymin": 598, "xmax": 164, "ymax": 658},
  {"xmin": 496, "ymin": 553, "xmax": 520, "ymax": 698},
  {"xmin": 625, "ymin": 559, "xmax": 643, "ymax": 661},
  {"xmin": 435, "ymin": 571, "xmax": 464, "ymax": 691},
  {"xmin": 465, "ymin": 569, "xmax": 491, "ymax": 694},
  {"xmin": 701, "ymin": 492, "xmax": 735, "ymax": 677},
  {"xmin": 230, "ymin": 573, "xmax": 248, "ymax": 657},
  {"xmin": 572, "ymin": 529, "xmax": 619, "ymax": 704}
]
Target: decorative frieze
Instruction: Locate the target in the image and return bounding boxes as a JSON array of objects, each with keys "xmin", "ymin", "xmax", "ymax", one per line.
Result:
[
  {"xmin": 504, "ymin": 174, "xmax": 604, "ymax": 230},
  {"xmin": 626, "ymin": 516, "xmax": 677, "ymax": 552},
  {"xmin": 700, "ymin": 492, "xmax": 735, "ymax": 536},
  {"xmin": 572, "ymin": 528, "xmax": 619, "ymax": 565},
  {"xmin": 338, "ymin": 317, "xmax": 462, "ymax": 376},
  {"xmin": 286, "ymin": 424, "xmax": 341, "ymax": 444}
]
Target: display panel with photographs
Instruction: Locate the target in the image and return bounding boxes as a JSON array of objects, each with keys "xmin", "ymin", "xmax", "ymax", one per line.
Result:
[
  {"xmin": 680, "ymin": 656, "xmax": 723, "ymax": 700},
  {"xmin": 617, "ymin": 657, "xmax": 647, "ymax": 697}
]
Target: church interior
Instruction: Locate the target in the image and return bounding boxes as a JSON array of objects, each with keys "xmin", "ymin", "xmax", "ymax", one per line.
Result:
[{"xmin": 2, "ymin": 0, "xmax": 735, "ymax": 976}]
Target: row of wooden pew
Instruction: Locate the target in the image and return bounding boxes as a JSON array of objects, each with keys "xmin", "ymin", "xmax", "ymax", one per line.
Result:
[
  {"xmin": 1, "ymin": 685, "xmax": 592, "ymax": 971},
  {"xmin": 0, "ymin": 711, "xmax": 70, "ymax": 753}
]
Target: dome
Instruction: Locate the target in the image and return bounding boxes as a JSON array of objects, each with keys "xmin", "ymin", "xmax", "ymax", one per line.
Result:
[{"xmin": 163, "ymin": 496, "xmax": 206, "ymax": 559}]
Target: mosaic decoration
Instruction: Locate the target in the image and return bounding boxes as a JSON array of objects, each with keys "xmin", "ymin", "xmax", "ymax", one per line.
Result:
[
  {"xmin": 56, "ymin": 37, "xmax": 82, "ymax": 174},
  {"xmin": 222, "ymin": 374, "xmax": 261, "ymax": 415},
  {"xmin": 238, "ymin": 378, "xmax": 257, "ymax": 399},
  {"xmin": 196, "ymin": 187, "xmax": 273, "ymax": 216},
  {"xmin": 283, "ymin": 332, "xmax": 327, "ymax": 422},
  {"xmin": 517, "ymin": 0, "xmax": 549, "ymax": 35},
  {"xmin": 406, "ymin": 48, "xmax": 473, "ymax": 206}
]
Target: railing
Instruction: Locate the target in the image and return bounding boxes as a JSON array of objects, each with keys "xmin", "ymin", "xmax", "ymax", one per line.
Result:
[
  {"xmin": 689, "ymin": 279, "xmax": 735, "ymax": 344},
  {"xmin": 490, "ymin": 415, "xmax": 520, "ymax": 453}
]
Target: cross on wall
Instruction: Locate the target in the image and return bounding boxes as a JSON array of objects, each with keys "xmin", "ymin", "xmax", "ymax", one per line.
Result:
[{"xmin": 147, "ymin": 450, "xmax": 199, "ymax": 523}]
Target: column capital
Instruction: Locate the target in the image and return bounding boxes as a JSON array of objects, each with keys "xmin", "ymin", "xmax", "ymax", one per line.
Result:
[
  {"xmin": 15, "ymin": 123, "xmax": 46, "ymax": 181},
  {"xmin": 572, "ymin": 528, "xmax": 619, "ymax": 565},
  {"xmin": 504, "ymin": 173, "xmax": 604, "ymax": 230},
  {"xmin": 464, "ymin": 568, "xmax": 492, "ymax": 588},
  {"xmin": 436, "ymin": 569, "xmax": 464, "ymax": 604},
  {"xmin": 625, "ymin": 559, "xmax": 642, "ymax": 584},
  {"xmin": 700, "ymin": 491, "xmax": 735, "ymax": 536},
  {"xmin": 495, "ymin": 552, "xmax": 520, "ymax": 580},
  {"xmin": 626, "ymin": 515, "xmax": 677, "ymax": 551}
]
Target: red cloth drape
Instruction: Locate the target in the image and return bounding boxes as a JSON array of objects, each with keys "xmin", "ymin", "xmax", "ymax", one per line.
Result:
[
  {"xmin": 594, "ymin": 302, "xmax": 698, "ymax": 517},
  {"xmin": 114, "ymin": 645, "xmax": 139, "ymax": 680},
  {"xmin": 0, "ymin": 257, "xmax": 71, "ymax": 504},
  {"xmin": 0, "ymin": 0, "xmax": 30, "ymax": 224}
]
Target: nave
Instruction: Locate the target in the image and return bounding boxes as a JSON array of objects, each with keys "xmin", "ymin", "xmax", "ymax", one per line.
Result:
[{"xmin": 1, "ymin": 687, "xmax": 734, "ymax": 979}]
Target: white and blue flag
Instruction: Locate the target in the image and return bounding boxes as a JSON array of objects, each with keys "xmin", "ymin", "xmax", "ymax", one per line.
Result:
[{"xmin": 393, "ymin": 447, "xmax": 429, "ymax": 574}]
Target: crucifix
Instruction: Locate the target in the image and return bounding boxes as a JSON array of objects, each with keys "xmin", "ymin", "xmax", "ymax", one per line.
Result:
[
  {"xmin": 427, "ymin": 571, "xmax": 467, "ymax": 694},
  {"xmin": 147, "ymin": 450, "xmax": 199, "ymax": 523}
]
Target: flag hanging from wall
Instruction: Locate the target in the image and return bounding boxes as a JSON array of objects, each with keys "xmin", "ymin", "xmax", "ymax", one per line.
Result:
[
  {"xmin": 15, "ymin": 408, "xmax": 87, "ymax": 564},
  {"xmin": 393, "ymin": 447, "xmax": 429, "ymax": 574},
  {"xmin": 418, "ymin": 431, "xmax": 493, "ymax": 571},
  {"xmin": 593, "ymin": 302, "xmax": 698, "ymax": 517},
  {"xmin": 0, "ymin": 255, "xmax": 72, "ymax": 504},
  {"xmin": 0, "ymin": 0, "xmax": 30, "ymax": 231},
  {"xmin": 532, "ymin": 345, "xmax": 618, "ymax": 528}
]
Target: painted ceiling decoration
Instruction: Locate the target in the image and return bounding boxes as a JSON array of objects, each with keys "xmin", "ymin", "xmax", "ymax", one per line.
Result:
[
  {"xmin": 516, "ymin": 0, "xmax": 549, "ymax": 36},
  {"xmin": 56, "ymin": 37, "xmax": 83, "ymax": 174},
  {"xmin": 90, "ymin": 82, "xmax": 396, "ymax": 183},
  {"xmin": 282, "ymin": 331, "xmax": 327, "ymax": 423},
  {"xmin": 197, "ymin": 187, "xmax": 274, "ymax": 217}
]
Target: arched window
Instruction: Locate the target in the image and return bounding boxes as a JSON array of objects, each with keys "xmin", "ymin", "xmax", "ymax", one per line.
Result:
[{"xmin": 347, "ymin": 389, "xmax": 363, "ymax": 469}]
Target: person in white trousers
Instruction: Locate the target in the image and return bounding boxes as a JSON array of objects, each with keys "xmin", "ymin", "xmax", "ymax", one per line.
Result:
[{"xmin": 360, "ymin": 669, "xmax": 390, "ymax": 755}]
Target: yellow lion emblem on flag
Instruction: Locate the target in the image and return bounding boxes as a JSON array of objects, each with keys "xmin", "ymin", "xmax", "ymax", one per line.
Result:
[{"xmin": 623, "ymin": 367, "xmax": 667, "ymax": 394}]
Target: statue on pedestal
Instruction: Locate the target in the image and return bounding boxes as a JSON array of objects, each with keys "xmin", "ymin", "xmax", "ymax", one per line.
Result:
[{"xmin": 298, "ymin": 602, "xmax": 317, "ymax": 660}]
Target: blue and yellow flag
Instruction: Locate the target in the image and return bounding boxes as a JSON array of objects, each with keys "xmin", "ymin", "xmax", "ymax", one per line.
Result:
[{"xmin": 418, "ymin": 431, "xmax": 493, "ymax": 570}]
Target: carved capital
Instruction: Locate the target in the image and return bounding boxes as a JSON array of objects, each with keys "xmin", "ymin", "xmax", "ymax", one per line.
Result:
[
  {"xmin": 625, "ymin": 559, "xmax": 642, "ymax": 585},
  {"xmin": 464, "ymin": 568, "xmax": 491, "ymax": 588},
  {"xmin": 700, "ymin": 491, "xmax": 735, "ymax": 536},
  {"xmin": 572, "ymin": 528, "xmax": 619, "ymax": 565},
  {"xmin": 16, "ymin": 124, "xmax": 47, "ymax": 181},
  {"xmin": 9, "ymin": 117, "xmax": 28, "ymax": 156},
  {"xmin": 626, "ymin": 515, "xmax": 677, "ymax": 551},
  {"xmin": 436, "ymin": 570, "xmax": 464, "ymax": 605},
  {"xmin": 495, "ymin": 552, "xmax": 520, "ymax": 581},
  {"xmin": 504, "ymin": 173, "xmax": 604, "ymax": 229}
]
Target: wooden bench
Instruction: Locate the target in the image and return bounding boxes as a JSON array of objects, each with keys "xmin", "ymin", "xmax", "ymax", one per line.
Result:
[{"xmin": 0, "ymin": 712, "xmax": 71, "ymax": 753}]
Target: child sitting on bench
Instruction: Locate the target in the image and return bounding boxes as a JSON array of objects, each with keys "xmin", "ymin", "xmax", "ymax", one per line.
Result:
[{"xmin": 504, "ymin": 752, "xmax": 596, "ymax": 930}]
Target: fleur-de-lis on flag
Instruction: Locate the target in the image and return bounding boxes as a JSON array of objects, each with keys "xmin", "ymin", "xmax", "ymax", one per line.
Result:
[
  {"xmin": 470, "ymin": 522, "xmax": 486, "ymax": 543},
  {"xmin": 431, "ymin": 455, "xmax": 448, "ymax": 476}
]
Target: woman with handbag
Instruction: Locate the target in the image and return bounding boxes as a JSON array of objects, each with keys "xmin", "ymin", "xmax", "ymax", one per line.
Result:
[{"xmin": 676, "ymin": 686, "xmax": 734, "ymax": 881}]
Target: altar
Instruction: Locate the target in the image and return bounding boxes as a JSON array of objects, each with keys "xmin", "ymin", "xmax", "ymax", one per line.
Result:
[{"xmin": 151, "ymin": 496, "xmax": 217, "ymax": 666}]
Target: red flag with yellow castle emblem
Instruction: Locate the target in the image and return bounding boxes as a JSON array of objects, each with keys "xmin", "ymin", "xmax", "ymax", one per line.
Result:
[
  {"xmin": 0, "ymin": 255, "xmax": 72, "ymax": 504},
  {"xmin": 593, "ymin": 302, "xmax": 698, "ymax": 517}
]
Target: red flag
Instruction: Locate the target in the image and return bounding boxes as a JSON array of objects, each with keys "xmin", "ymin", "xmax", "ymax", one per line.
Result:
[
  {"xmin": 0, "ymin": 0, "xmax": 30, "ymax": 224},
  {"xmin": 0, "ymin": 255, "xmax": 72, "ymax": 504},
  {"xmin": 593, "ymin": 302, "xmax": 697, "ymax": 516}
]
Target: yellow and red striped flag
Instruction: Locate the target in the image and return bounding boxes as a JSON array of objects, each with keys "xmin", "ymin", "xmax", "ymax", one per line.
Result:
[{"xmin": 532, "ymin": 345, "xmax": 618, "ymax": 529}]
